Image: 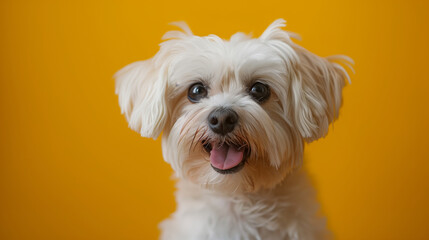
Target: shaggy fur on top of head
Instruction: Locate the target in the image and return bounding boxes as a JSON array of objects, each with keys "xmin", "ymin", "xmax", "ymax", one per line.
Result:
[{"xmin": 115, "ymin": 19, "xmax": 352, "ymax": 240}]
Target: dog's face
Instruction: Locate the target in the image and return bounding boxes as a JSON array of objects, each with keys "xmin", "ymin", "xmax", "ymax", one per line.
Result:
[{"xmin": 115, "ymin": 19, "xmax": 351, "ymax": 193}]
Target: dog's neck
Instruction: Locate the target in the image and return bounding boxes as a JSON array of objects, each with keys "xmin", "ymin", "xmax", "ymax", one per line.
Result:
[{"xmin": 174, "ymin": 168, "xmax": 317, "ymax": 210}]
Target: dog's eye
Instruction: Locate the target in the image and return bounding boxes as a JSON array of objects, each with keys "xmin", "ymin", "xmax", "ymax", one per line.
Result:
[
  {"xmin": 249, "ymin": 82, "xmax": 270, "ymax": 103},
  {"xmin": 188, "ymin": 83, "xmax": 208, "ymax": 103}
]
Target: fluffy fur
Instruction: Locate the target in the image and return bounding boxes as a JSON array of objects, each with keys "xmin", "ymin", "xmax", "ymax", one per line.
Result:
[{"xmin": 115, "ymin": 19, "xmax": 352, "ymax": 240}]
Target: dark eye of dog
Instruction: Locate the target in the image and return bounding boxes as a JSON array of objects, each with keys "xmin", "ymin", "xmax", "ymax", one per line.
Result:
[
  {"xmin": 249, "ymin": 82, "xmax": 270, "ymax": 103},
  {"xmin": 188, "ymin": 83, "xmax": 208, "ymax": 103}
]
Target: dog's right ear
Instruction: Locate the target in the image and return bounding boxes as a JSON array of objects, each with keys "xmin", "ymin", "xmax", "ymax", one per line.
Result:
[
  {"xmin": 114, "ymin": 59, "xmax": 168, "ymax": 139},
  {"xmin": 114, "ymin": 22, "xmax": 194, "ymax": 139}
]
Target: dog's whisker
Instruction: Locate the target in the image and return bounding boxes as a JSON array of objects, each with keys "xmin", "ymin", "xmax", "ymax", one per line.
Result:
[
  {"xmin": 193, "ymin": 127, "xmax": 209, "ymax": 152},
  {"xmin": 189, "ymin": 126, "xmax": 202, "ymax": 154},
  {"xmin": 180, "ymin": 111, "xmax": 201, "ymax": 136},
  {"xmin": 197, "ymin": 127, "xmax": 208, "ymax": 143}
]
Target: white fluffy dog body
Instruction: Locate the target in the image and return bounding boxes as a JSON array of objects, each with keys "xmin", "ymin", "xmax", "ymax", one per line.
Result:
[{"xmin": 115, "ymin": 19, "xmax": 352, "ymax": 240}]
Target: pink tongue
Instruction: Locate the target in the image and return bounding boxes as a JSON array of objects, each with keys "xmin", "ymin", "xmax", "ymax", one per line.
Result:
[{"xmin": 210, "ymin": 144, "xmax": 244, "ymax": 170}]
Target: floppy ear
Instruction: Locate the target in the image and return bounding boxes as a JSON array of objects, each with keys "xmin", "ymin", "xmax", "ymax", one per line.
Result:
[
  {"xmin": 114, "ymin": 59, "xmax": 168, "ymax": 139},
  {"xmin": 291, "ymin": 48, "xmax": 351, "ymax": 142},
  {"xmin": 261, "ymin": 19, "xmax": 352, "ymax": 142},
  {"xmin": 114, "ymin": 22, "xmax": 194, "ymax": 139}
]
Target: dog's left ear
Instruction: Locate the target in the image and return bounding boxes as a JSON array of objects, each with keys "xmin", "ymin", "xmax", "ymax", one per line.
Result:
[
  {"xmin": 261, "ymin": 19, "xmax": 352, "ymax": 142},
  {"xmin": 291, "ymin": 48, "xmax": 351, "ymax": 142},
  {"xmin": 114, "ymin": 59, "xmax": 168, "ymax": 139}
]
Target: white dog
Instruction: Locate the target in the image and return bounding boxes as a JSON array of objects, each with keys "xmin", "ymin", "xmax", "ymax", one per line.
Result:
[{"xmin": 115, "ymin": 19, "xmax": 352, "ymax": 240}]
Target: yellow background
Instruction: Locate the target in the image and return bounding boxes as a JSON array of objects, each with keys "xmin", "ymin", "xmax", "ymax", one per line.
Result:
[{"xmin": 1, "ymin": 0, "xmax": 429, "ymax": 239}]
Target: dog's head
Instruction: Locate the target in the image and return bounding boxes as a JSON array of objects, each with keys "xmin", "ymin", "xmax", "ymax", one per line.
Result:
[{"xmin": 115, "ymin": 19, "xmax": 352, "ymax": 193}]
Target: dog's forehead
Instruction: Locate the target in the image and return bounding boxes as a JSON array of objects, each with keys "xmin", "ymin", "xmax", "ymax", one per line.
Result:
[{"xmin": 168, "ymin": 36, "xmax": 286, "ymax": 90}]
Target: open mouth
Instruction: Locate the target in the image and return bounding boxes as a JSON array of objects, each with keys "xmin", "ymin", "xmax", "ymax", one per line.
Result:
[{"xmin": 203, "ymin": 141, "xmax": 249, "ymax": 174}]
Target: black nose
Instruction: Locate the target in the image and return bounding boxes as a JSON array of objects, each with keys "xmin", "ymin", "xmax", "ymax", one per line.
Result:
[{"xmin": 208, "ymin": 108, "xmax": 238, "ymax": 135}]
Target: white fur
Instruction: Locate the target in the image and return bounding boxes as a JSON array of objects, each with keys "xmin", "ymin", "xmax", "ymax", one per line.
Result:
[{"xmin": 115, "ymin": 19, "xmax": 352, "ymax": 240}]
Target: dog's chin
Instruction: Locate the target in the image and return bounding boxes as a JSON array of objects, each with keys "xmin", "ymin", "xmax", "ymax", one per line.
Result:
[{"xmin": 202, "ymin": 140, "xmax": 250, "ymax": 175}]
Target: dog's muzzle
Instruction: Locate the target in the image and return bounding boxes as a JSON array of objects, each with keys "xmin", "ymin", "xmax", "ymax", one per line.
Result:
[{"xmin": 203, "ymin": 108, "xmax": 248, "ymax": 174}]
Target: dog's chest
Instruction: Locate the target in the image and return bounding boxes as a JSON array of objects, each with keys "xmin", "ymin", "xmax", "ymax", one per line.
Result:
[
  {"xmin": 160, "ymin": 182, "xmax": 293, "ymax": 240},
  {"xmin": 159, "ymin": 171, "xmax": 327, "ymax": 240}
]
